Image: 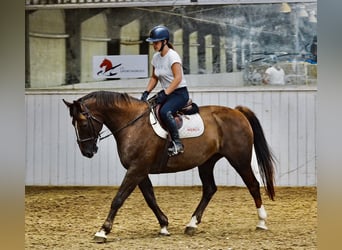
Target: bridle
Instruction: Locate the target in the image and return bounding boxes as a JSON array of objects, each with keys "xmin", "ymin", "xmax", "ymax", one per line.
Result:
[
  {"xmin": 74, "ymin": 100, "xmax": 152, "ymax": 145},
  {"xmin": 74, "ymin": 102, "xmax": 103, "ymax": 146}
]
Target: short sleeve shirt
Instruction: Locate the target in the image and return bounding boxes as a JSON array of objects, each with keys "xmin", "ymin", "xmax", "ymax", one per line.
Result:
[
  {"xmin": 151, "ymin": 49, "xmax": 187, "ymax": 89},
  {"xmin": 265, "ymin": 66, "xmax": 285, "ymax": 85}
]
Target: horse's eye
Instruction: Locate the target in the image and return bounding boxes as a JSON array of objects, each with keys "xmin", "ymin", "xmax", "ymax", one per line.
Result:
[{"xmin": 80, "ymin": 122, "xmax": 88, "ymax": 128}]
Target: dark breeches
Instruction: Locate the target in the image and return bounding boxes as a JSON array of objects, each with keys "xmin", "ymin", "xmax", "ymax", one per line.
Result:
[{"xmin": 159, "ymin": 87, "xmax": 189, "ymax": 122}]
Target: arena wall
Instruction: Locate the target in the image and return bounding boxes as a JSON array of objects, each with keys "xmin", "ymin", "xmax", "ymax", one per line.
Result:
[{"xmin": 25, "ymin": 85, "xmax": 317, "ymax": 186}]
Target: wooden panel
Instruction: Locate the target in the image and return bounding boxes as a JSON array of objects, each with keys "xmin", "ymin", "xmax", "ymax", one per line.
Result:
[
  {"xmin": 306, "ymin": 93, "xmax": 317, "ymax": 185},
  {"xmin": 278, "ymin": 92, "xmax": 289, "ymax": 185},
  {"xmin": 25, "ymin": 95, "xmax": 35, "ymax": 185},
  {"xmin": 297, "ymin": 92, "xmax": 308, "ymax": 186},
  {"xmin": 34, "ymin": 95, "xmax": 43, "ymax": 184},
  {"xmin": 269, "ymin": 92, "xmax": 281, "ymax": 184},
  {"xmin": 25, "ymin": 88, "xmax": 317, "ymax": 186},
  {"xmin": 288, "ymin": 92, "xmax": 298, "ymax": 186}
]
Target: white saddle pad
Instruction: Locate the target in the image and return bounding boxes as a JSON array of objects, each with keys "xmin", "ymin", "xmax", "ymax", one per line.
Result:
[{"xmin": 149, "ymin": 111, "xmax": 204, "ymax": 139}]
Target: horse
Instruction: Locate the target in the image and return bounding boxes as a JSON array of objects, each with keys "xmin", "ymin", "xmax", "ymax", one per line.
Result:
[{"xmin": 63, "ymin": 90, "xmax": 275, "ymax": 243}]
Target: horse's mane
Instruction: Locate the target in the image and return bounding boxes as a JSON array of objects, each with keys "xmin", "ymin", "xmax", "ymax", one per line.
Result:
[{"xmin": 79, "ymin": 91, "xmax": 134, "ymax": 108}]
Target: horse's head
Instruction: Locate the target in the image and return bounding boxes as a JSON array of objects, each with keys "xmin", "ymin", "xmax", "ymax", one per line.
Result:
[
  {"xmin": 100, "ymin": 58, "xmax": 113, "ymax": 72},
  {"xmin": 63, "ymin": 99, "xmax": 103, "ymax": 158}
]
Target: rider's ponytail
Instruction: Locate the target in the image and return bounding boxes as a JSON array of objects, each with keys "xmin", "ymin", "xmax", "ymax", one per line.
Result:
[{"xmin": 167, "ymin": 41, "xmax": 174, "ymax": 50}]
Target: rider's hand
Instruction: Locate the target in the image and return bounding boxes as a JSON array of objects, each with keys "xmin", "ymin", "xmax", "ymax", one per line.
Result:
[
  {"xmin": 156, "ymin": 90, "xmax": 167, "ymax": 104},
  {"xmin": 140, "ymin": 91, "xmax": 149, "ymax": 101}
]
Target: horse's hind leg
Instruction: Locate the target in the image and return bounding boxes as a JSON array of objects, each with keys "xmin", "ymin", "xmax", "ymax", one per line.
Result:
[
  {"xmin": 233, "ymin": 163, "xmax": 268, "ymax": 230},
  {"xmin": 138, "ymin": 177, "xmax": 170, "ymax": 236},
  {"xmin": 185, "ymin": 156, "xmax": 219, "ymax": 236}
]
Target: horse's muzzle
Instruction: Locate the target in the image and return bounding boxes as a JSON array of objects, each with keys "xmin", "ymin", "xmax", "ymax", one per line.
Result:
[
  {"xmin": 83, "ymin": 151, "xmax": 94, "ymax": 158},
  {"xmin": 81, "ymin": 145, "xmax": 98, "ymax": 158}
]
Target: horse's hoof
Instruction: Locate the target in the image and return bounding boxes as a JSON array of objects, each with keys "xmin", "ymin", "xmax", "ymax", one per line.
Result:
[
  {"xmin": 93, "ymin": 231, "xmax": 107, "ymax": 243},
  {"xmin": 256, "ymin": 221, "xmax": 268, "ymax": 230},
  {"xmin": 159, "ymin": 226, "xmax": 171, "ymax": 236},
  {"xmin": 256, "ymin": 224, "xmax": 268, "ymax": 230},
  {"xmin": 159, "ymin": 232, "xmax": 171, "ymax": 236},
  {"xmin": 93, "ymin": 235, "xmax": 107, "ymax": 243},
  {"xmin": 184, "ymin": 226, "xmax": 197, "ymax": 236}
]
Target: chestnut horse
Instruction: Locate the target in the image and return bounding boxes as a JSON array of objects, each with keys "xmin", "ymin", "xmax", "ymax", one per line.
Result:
[{"xmin": 63, "ymin": 91, "xmax": 275, "ymax": 243}]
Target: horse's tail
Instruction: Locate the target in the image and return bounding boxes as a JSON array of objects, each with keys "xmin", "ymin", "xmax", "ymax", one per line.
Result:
[{"xmin": 235, "ymin": 106, "xmax": 276, "ymax": 200}]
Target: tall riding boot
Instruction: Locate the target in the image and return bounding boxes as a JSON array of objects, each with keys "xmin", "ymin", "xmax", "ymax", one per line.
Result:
[{"xmin": 165, "ymin": 111, "xmax": 184, "ymax": 156}]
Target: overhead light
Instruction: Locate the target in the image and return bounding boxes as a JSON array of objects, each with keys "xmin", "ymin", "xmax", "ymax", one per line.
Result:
[
  {"xmin": 280, "ymin": 2, "xmax": 291, "ymax": 13},
  {"xmin": 298, "ymin": 5, "xmax": 309, "ymax": 17},
  {"xmin": 308, "ymin": 11, "xmax": 317, "ymax": 23}
]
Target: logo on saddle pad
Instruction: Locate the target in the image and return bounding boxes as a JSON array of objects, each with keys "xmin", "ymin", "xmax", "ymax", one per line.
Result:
[{"xmin": 149, "ymin": 111, "xmax": 204, "ymax": 139}]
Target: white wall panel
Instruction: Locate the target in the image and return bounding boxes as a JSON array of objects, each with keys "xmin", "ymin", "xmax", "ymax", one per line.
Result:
[{"xmin": 25, "ymin": 87, "xmax": 317, "ymax": 186}]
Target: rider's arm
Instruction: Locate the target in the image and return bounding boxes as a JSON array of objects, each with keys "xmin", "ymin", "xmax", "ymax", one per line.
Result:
[
  {"xmin": 145, "ymin": 66, "xmax": 158, "ymax": 93},
  {"xmin": 164, "ymin": 62, "xmax": 182, "ymax": 95}
]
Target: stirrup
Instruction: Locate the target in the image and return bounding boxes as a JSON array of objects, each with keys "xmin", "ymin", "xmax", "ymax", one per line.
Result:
[{"xmin": 168, "ymin": 141, "xmax": 184, "ymax": 156}]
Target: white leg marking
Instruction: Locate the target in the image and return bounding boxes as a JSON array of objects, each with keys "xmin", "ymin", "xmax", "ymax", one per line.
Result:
[
  {"xmin": 256, "ymin": 205, "xmax": 268, "ymax": 230},
  {"xmin": 257, "ymin": 205, "xmax": 267, "ymax": 220},
  {"xmin": 94, "ymin": 229, "xmax": 107, "ymax": 239},
  {"xmin": 160, "ymin": 226, "xmax": 170, "ymax": 235},
  {"xmin": 186, "ymin": 216, "xmax": 198, "ymax": 228}
]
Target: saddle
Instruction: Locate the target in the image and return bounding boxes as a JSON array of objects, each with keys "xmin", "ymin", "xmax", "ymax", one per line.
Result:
[
  {"xmin": 154, "ymin": 99, "xmax": 199, "ymax": 130},
  {"xmin": 148, "ymin": 96, "xmax": 204, "ymax": 139}
]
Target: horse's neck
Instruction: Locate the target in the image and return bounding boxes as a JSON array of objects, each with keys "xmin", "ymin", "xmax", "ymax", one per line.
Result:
[{"xmin": 103, "ymin": 102, "xmax": 147, "ymax": 132}]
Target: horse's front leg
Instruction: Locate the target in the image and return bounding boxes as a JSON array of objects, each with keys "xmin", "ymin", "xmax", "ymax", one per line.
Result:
[
  {"xmin": 138, "ymin": 177, "xmax": 170, "ymax": 236},
  {"xmin": 93, "ymin": 171, "xmax": 146, "ymax": 243}
]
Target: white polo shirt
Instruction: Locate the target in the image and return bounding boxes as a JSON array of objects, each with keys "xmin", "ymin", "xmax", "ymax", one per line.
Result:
[{"xmin": 151, "ymin": 49, "xmax": 187, "ymax": 89}]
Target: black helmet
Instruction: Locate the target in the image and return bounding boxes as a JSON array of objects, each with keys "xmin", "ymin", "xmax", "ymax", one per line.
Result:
[{"xmin": 146, "ymin": 25, "xmax": 170, "ymax": 42}]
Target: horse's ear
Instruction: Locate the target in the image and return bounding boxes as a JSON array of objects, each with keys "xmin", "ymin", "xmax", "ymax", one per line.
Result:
[
  {"xmin": 62, "ymin": 99, "xmax": 73, "ymax": 108},
  {"xmin": 63, "ymin": 99, "xmax": 81, "ymax": 117}
]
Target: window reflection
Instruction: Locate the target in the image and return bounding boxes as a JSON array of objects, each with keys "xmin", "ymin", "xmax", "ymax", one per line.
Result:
[{"xmin": 26, "ymin": 2, "xmax": 317, "ymax": 88}]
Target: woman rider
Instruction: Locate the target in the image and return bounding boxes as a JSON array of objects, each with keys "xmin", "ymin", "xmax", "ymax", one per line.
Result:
[{"xmin": 141, "ymin": 25, "xmax": 189, "ymax": 156}]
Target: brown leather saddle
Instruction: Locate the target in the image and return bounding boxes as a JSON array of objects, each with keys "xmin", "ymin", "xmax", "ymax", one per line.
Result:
[{"xmin": 149, "ymin": 97, "xmax": 199, "ymax": 131}]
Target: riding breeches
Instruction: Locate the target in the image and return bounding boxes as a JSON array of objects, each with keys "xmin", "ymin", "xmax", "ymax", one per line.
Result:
[{"xmin": 159, "ymin": 87, "xmax": 189, "ymax": 123}]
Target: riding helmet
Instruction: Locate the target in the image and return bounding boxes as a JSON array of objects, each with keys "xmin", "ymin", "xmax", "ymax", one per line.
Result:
[{"xmin": 146, "ymin": 25, "xmax": 170, "ymax": 42}]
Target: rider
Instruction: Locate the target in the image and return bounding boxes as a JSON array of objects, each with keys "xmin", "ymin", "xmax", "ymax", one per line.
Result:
[{"xmin": 141, "ymin": 25, "xmax": 189, "ymax": 156}]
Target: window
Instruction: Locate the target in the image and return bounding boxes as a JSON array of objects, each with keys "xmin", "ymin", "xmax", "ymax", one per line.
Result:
[{"xmin": 25, "ymin": 1, "xmax": 317, "ymax": 88}]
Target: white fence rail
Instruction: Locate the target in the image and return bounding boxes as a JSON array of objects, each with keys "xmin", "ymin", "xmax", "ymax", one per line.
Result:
[{"xmin": 25, "ymin": 86, "xmax": 317, "ymax": 186}]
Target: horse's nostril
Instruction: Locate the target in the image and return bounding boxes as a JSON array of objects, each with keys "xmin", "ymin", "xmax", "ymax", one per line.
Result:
[{"xmin": 83, "ymin": 151, "xmax": 94, "ymax": 158}]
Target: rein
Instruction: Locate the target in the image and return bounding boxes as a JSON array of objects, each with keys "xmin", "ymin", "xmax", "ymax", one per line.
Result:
[
  {"xmin": 78, "ymin": 101, "xmax": 151, "ymax": 142},
  {"xmin": 106, "ymin": 98, "xmax": 156, "ymax": 137},
  {"xmin": 109, "ymin": 108, "xmax": 150, "ymax": 137}
]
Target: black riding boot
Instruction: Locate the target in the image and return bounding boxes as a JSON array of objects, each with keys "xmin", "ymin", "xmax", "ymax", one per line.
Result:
[{"xmin": 165, "ymin": 111, "xmax": 184, "ymax": 156}]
